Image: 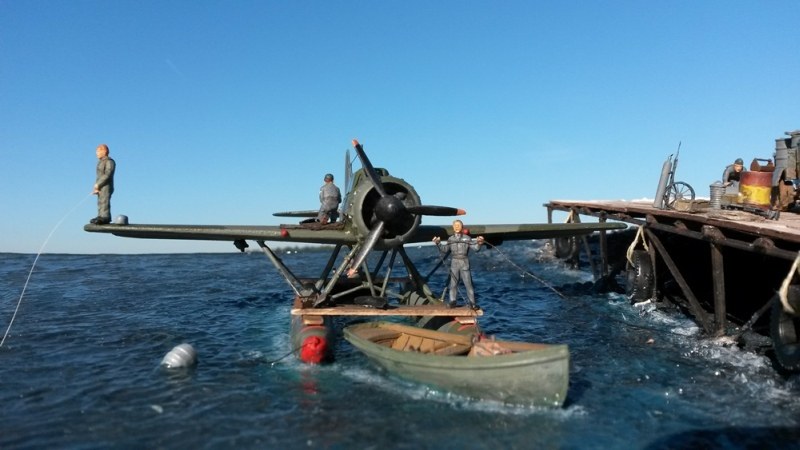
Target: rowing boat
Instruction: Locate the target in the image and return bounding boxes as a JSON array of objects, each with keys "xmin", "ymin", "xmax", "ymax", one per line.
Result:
[{"xmin": 343, "ymin": 321, "xmax": 569, "ymax": 406}]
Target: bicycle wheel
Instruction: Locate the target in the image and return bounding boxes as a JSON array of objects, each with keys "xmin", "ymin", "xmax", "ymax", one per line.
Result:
[{"xmin": 665, "ymin": 182, "xmax": 695, "ymax": 209}]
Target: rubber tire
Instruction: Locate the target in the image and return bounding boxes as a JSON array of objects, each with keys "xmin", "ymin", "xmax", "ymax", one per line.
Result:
[
  {"xmin": 770, "ymin": 287, "xmax": 800, "ymax": 372},
  {"xmin": 554, "ymin": 237, "xmax": 578, "ymax": 259},
  {"xmin": 626, "ymin": 250, "xmax": 654, "ymax": 302}
]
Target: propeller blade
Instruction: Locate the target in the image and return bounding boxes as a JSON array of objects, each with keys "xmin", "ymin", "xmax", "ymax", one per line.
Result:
[
  {"xmin": 352, "ymin": 139, "xmax": 387, "ymax": 197},
  {"xmin": 345, "ymin": 148, "xmax": 353, "ymax": 194},
  {"xmin": 347, "ymin": 220, "xmax": 386, "ymax": 278},
  {"xmin": 406, "ymin": 205, "xmax": 466, "ymax": 216}
]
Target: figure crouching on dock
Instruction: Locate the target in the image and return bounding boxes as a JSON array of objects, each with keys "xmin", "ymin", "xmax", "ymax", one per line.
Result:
[{"xmin": 433, "ymin": 219, "xmax": 485, "ymax": 309}]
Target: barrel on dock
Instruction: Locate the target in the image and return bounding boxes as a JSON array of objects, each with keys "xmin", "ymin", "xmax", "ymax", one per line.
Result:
[{"xmin": 739, "ymin": 171, "xmax": 772, "ymax": 209}]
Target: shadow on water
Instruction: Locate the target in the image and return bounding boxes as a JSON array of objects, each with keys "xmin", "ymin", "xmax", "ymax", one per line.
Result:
[{"xmin": 644, "ymin": 427, "xmax": 800, "ymax": 450}]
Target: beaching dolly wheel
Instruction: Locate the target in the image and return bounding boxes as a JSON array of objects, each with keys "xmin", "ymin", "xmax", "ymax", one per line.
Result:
[
  {"xmin": 626, "ymin": 250, "xmax": 654, "ymax": 302},
  {"xmin": 554, "ymin": 236, "xmax": 579, "ymax": 260},
  {"xmin": 770, "ymin": 287, "xmax": 800, "ymax": 372},
  {"xmin": 665, "ymin": 182, "xmax": 696, "ymax": 209}
]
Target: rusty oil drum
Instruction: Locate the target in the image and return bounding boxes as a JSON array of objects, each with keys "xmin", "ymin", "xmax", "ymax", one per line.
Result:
[{"xmin": 739, "ymin": 171, "xmax": 772, "ymax": 209}]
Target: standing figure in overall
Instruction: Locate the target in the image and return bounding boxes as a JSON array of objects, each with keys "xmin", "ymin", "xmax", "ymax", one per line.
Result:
[
  {"xmin": 90, "ymin": 144, "xmax": 115, "ymax": 225},
  {"xmin": 432, "ymin": 219, "xmax": 485, "ymax": 309},
  {"xmin": 317, "ymin": 173, "xmax": 341, "ymax": 224}
]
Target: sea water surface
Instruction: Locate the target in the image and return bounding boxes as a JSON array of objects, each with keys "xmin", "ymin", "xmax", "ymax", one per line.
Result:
[{"xmin": 1, "ymin": 243, "xmax": 799, "ymax": 449}]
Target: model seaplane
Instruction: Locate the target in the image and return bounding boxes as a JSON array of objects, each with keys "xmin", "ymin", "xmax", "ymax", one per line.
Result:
[{"xmin": 85, "ymin": 139, "xmax": 626, "ymax": 364}]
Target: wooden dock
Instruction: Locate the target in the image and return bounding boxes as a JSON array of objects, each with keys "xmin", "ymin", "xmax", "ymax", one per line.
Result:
[
  {"xmin": 546, "ymin": 199, "xmax": 800, "ymax": 261},
  {"xmin": 543, "ymin": 199, "xmax": 800, "ymax": 348}
]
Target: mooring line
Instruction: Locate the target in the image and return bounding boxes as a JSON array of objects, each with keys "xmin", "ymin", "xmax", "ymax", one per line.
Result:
[
  {"xmin": 428, "ymin": 239, "xmax": 568, "ymax": 310},
  {"xmin": 1, "ymin": 194, "xmax": 92, "ymax": 348},
  {"xmin": 267, "ymin": 343, "xmax": 306, "ymax": 366},
  {"xmin": 481, "ymin": 242, "xmax": 569, "ymax": 300}
]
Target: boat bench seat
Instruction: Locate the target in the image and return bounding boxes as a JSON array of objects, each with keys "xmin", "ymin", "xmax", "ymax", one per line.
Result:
[{"xmin": 391, "ymin": 334, "xmax": 468, "ymax": 355}]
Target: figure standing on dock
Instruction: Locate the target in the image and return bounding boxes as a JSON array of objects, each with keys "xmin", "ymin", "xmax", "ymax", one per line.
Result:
[
  {"xmin": 433, "ymin": 219, "xmax": 485, "ymax": 309},
  {"xmin": 317, "ymin": 173, "xmax": 341, "ymax": 224},
  {"xmin": 90, "ymin": 144, "xmax": 115, "ymax": 225},
  {"xmin": 722, "ymin": 158, "xmax": 745, "ymax": 194}
]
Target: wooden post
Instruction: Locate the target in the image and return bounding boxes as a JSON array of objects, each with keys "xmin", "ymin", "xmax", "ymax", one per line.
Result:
[
  {"xmin": 710, "ymin": 243, "xmax": 727, "ymax": 336},
  {"xmin": 599, "ymin": 213, "xmax": 609, "ymax": 278},
  {"xmin": 703, "ymin": 226, "xmax": 728, "ymax": 336}
]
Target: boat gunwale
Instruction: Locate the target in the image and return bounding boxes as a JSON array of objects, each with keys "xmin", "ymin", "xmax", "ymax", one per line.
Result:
[{"xmin": 344, "ymin": 321, "xmax": 569, "ymax": 370}]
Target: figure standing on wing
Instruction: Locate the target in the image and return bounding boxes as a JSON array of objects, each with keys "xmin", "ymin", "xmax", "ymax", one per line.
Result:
[
  {"xmin": 90, "ymin": 144, "xmax": 115, "ymax": 225},
  {"xmin": 317, "ymin": 173, "xmax": 341, "ymax": 224},
  {"xmin": 433, "ymin": 219, "xmax": 485, "ymax": 309}
]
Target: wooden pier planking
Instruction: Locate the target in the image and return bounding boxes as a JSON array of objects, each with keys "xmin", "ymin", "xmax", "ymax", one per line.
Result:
[{"xmin": 546, "ymin": 199, "xmax": 800, "ymax": 260}]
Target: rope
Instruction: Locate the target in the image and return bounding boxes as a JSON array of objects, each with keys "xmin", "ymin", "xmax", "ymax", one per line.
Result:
[
  {"xmin": 266, "ymin": 343, "xmax": 305, "ymax": 366},
  {"xmin": 483, "ymin": 241, "xmax": 568, "ymax": 299},
  {"xmin": 778, "ymin": 252, "xmax": 800, "ymax": 315},
  {"xmin": 1, "ymin": 194, "xmax": 92, "ymax": 348},
  {"xmin": 625, "ymin": 225, "xmax": 650, "ymax": 266}
]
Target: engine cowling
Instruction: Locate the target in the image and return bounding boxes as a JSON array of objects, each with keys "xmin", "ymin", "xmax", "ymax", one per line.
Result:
[{"xmin": 345, "ymin": 170, "xmax": 422, "ymax": 249}]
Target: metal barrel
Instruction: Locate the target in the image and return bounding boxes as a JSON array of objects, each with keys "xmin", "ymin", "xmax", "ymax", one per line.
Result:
[
  {"xmin": 739, "ymin": 171, "xmax": 772, "ymax": 209},
  {"xmin": 709, "ymin": 183, "xmax": 724, "ymax": 209}
]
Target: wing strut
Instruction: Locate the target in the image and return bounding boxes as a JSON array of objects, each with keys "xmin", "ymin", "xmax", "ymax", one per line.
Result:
[
  {"xmin": 313, "ymin": 243, "xmax": 363, "ymax": 307},
  {"xmin": 257, "ymin": 241, "xmax": 318, "ymax": 298}
]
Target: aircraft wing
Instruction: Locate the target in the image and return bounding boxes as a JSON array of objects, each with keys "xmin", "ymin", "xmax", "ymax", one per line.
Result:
[
  {"xmin": 83, "ymin": 223, "xmax": 358, "ymax": 246},
  {"xmin": 410, "ymin": 222, "xmax": 628, "ymax": 245},
  {"xmin": 84, "ymin": 221, "xmax": 625, "ymax": 247},
  {"xmin": 272, "ymin": 210, "xmax": 319, "ymax": 218}
]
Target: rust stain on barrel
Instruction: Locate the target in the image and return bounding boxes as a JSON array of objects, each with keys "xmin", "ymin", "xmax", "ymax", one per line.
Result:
[{"xmin": 740, "ymin": 171, "xmax": 772, "ymax": 209}]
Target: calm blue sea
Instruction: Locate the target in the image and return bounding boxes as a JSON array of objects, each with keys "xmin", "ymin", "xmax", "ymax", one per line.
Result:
[{"xmin": 1, "ymin": 243, "xmax": 799, "ymax": 449}]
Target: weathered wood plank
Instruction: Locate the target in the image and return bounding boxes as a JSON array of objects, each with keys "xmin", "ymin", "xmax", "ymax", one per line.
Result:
[{"xmin": 291, "ymin": 304, "xmax": 483, "ymax": 317}]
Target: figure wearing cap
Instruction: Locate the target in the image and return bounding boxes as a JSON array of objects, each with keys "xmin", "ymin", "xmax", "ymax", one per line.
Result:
[
  {"xmin": 722, "ymin": 158, "xmax": 745, "ymax": 193},
  {"xmin": 317, "ymin": 173, "xmax": 341, "ymax": 224}
]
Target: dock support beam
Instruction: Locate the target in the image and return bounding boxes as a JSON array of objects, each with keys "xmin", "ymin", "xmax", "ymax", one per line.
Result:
[
  {"xmin": 710, "ymin": 244, "xmax": 727, "ymax": 336},
  {"xmin": 599, "ymin": 213, "xmax": 609, "ymax": 278},
  {"xmin": 704, "ymin": 226, "xmax": 728, "ymax": 336},
  {"xmin": 644, "ymin": 228, "xmax": 714, "ymax": 334}
]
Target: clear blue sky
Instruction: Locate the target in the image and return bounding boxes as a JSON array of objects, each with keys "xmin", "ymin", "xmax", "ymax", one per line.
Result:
[{"xmin": 2, "ymin": 1, "xmax": 799, "ymax": 254}]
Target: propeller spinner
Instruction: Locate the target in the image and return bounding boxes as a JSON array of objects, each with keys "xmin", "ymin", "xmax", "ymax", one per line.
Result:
[{"xmin": 346, "ymin": 139, "xmax": 465, "ymax": 277}]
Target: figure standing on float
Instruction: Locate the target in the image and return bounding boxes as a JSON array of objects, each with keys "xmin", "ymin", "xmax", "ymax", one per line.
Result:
[{"xmin": 433, "ymin": 219, "xmax": 485, "ymax": 309}]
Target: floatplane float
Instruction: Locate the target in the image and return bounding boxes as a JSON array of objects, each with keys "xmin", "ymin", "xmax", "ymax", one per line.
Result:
[{"xmin": 85, "ymin": 140, "xmax": 624, "ymax": 402}]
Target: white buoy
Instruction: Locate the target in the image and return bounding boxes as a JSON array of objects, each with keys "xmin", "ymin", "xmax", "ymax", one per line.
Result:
[{"xmin": 161, "ymin": 343, "xmax": 197, "ymax": 368}]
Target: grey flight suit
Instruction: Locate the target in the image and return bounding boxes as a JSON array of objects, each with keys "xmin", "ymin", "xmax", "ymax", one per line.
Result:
[
  {"xmin": 96, "ymin": 156, "xmax": 116, "ymax": 220},
  {"xmin": 317, "ymin": 182, "xmax": 341, "ymax": 223},
  {"xmin": 438, "ymin": 233, "xmax": 482, "ymax": 307}
]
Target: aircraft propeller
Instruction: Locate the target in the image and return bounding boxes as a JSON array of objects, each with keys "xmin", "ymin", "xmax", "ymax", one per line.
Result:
[{"xmin": 346, "ymin": 139, "xmax": 464, "ymax": 277}]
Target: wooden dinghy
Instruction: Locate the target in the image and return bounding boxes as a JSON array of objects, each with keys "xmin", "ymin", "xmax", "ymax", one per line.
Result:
[{"xmin": 343, "ymin": 321, "xmax": 569, "ymax": 407}]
